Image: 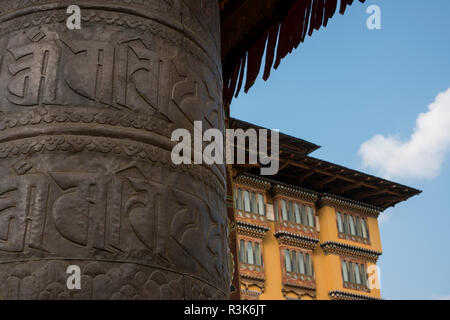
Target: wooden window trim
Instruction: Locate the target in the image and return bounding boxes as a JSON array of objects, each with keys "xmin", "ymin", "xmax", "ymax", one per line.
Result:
[
  {"xmin": 281, "ymin": 246, "xmax": 315, "ymax": 281},
  {"xmin": 233, "ymin": 184, "xmax": 267, "ymax": 218},
  {"xmin": 340, "ymin": 257, "xmax": 370, "ymax": 293},
  {"xmin": 335, "ymin": 209, "xmax": 371, "ymax": 245},
  {"xmin": 273, "ymin": 195, "xmax": 316, "ymax": 232}
]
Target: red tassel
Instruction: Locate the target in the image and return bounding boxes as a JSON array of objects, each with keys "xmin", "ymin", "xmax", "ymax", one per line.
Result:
[
  {"xmin": 224, "ymin": 59, "xmax": 241, "ymax": 107},
  {"xmin": 245, "ymin": 32, "xmax": 268, "ymax": 93},
  {"xmin": 263, "ymin": 24, "xmax": 280, "ymax": 81},
  {"xmin": 234, "ymin": 55, "xmax": 247, "ymax": 98},
  {"xmin": 339, "ymin": 0, "xmax": 354, "ymax": 14},
  {"xmin": 324, "ymin": 0, "xmax": 338, "ymax": 27}
]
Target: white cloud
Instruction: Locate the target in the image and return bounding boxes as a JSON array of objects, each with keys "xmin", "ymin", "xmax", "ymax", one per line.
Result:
[{"xmin": 359, "ymin": 88, "xmax": 450, "ymax": 179}]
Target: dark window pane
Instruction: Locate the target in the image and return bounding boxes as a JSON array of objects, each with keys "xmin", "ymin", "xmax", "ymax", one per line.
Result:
[
  {"xmin": 288, "ymin": 201, "xmax": 294, "ymax": 222},
  {"xmin": 257, "ymin": 194, "xmax": 265, "ymax": 216},
  {"xmin": 281, "ymin": 200, "xmax": 288, "ymax": 221},
  {"xmin": 349, "ymin": 262, "xmax": 356, "ymax": 284},
  {"xmin": 239, "ymin": 239, "xmax": 246, "ymax": 263},
  {"xmin": 237, "ymin": 189, "xmax": 243, "ymax": 210},
  {"xmin": 255, "ymin": 243, "xmax": 261, "ymax": 266},
  {"xmin": 362, "ymin": 219, "xmax": 369, "ymax": 239},
  {"xmin": 342, "ymin": 260, "xmax": 349, "ymax": 282},
  {"xmin": 247, "ymin": 241, "xmax": 254, "ymax": 265},
  {"xmin": 337, "ymin": 212, "xmax": 344, "ymax": 233},
  {"xmin": 354, "ymin": 263, "xmax": 361, "ymax": 284},
  {"xmin": 349, "ymin": 216, "xmax": 356, "ymax": 235},
  {"xmin": 285, "ymin": 249, "xmax": 292, "ymax": 272},
  {"xmin": 243, "ymin": 190, "xmax": 250, "ymax": 212},
  {"xmin": 250, "ymin": 192, "xmax": 257, "ymax": 213},
  {"xmin": 294, "ymin": 203, "xmax": 301, "ymax": 224},
  {"xmin": 356, "ymin": 217, "xmax": 363, "ymax": 237},
  {"xmin": 298, "ymin": 252, "xmax": 305, "ymax": 274},
  {"xmin": 291, "ymin": 251, "xmax": 298, "ymax": 273},
  {"xmin": 307, "ymin": 207, "xmax": 315, "ymax": 227},
  {"xmin": 360, "ymin": 264, "xmax": 367, "ymax": 286},
  {"xmin": 301, "ymin": 205, "xmax": 307, "ymax": 226},
  {"xmin": 305, "ymin": 254, "xmax": 312, "ymax": 276}
]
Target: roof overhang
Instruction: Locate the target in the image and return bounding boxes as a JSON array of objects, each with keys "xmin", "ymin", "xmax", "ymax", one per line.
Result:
[
  {"xmin": 220, "ymin": 0, "xmax": 367, "ymax": 106},
  {"xmin": 229, "ymin": 117, "xmax": 422, "ymax": 210}
]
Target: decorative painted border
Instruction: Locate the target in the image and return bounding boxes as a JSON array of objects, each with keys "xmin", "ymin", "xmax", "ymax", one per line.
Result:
[
  {"xmin": 240, "ymin": 289, "xmax": 261, "ymax": 298},
  {"xmin": 0, "ymin": 7, "xmax": 221, "ymax": 81},
  {"xmin": 234, "ymin": 173, "xmax": 272, "ymax": 191},
  {"xmin": 274, "ymin": 231, "xmax": 319, "ymax": 250},
  {"xmin": 236, "ymin": 221, "xmax": 270, "ymax": 239},
  {"xmin": 321, "ymin": 241, "xmax": 382, "ymax": 263},
  {"xmin": 282, "ymin": 282, "xmax": 316, "ymax": 299},
  {"xmin": 319, "ymin": 193, "xmax": 382, "ymax": 218},
  {"xmin": 273, "ymin": 183, "xmax": 319, "ymax": 203},
  {"xmin": 0, "ymin": 134, "xmax": 225, "ymax": 198},
  {"xmin": 0, "ymin": 106, "xmax": 176, "ymax": 138},
  {"xmin": 240, "ymin": 274, "xmax": 265, "ymax": 300},
  {"xmin": 329, "ymin": 290, "xmax": 381, "ymax": 300}
]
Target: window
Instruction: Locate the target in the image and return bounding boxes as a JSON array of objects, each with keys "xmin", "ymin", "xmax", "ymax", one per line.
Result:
[
  {"xmin": 243, "ymin": 190, "xmax": 250, "ymax": 212},
  {"xmin": 285, "ymin": 249, "xmax": 292, "ymax": 272},
  {"xmin": 341, "ymin": 259, "xmax": 368, "ymax": 291},
  {"xmin": 337, "ymin": 212, "xmax": 344, "ymax": 233},
  {"xmin": 257, "ymin": 194, "xmax": 265, "ymax": 216},
  {"xmin": 336, "ymin": 211, "xmax": 370, "ymax": 243},
  {"xmin": 341, "ymin": 260, "xmax": 349, "ymax": 282},
  {"xmin": 247, "ymin": 241, "xmax": 254, "ymax": 265},
  {"xmin": 254, "ymin": 243, "xmax": 261, "ymax": 266},
  {"xmin": 239, "ymin": 239, "xmax": 263, "ymax": 267},
  {"xmin": 276, "ymin": 199, "xmax": 315, "ymax": 229},
  {"xmin": 281, "ymin": 200, "xmax": 288, "ymax": 221},
  {"xmin": 307, "ymin": 207, "xmax": 314, "ymax": 227},
  {"xmin": 284, "ymin": 249, "xmax": 314, "ymax": 277},
  {"xmin": 234, "ymin": 188, "xmax": 266, "ymax": 216},
  {"xmin": 239, "ymin": 239, "xmax": 246, "ymax": 262},
  {"xmin": 294, "ymin": 203, "xmax": 301, "ymax": 224}
]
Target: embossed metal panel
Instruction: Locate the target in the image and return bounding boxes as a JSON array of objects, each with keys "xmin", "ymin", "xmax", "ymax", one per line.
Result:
[{"xmin": 0, "ymin": 0, "xmax": 229, "ymax": 300}]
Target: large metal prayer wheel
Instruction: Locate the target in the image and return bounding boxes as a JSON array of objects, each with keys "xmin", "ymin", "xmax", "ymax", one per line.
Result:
[{"xmin": 0, "ymin": 0, "xmax": 229, "ymax": 299}]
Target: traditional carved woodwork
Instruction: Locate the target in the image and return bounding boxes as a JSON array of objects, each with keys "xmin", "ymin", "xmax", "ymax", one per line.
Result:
[
  {"xmin": 329, "ymin": 290, "xmax": 381, "ymax": 300},
  {"xmin": 321, "ymin": 241, "xmax": 382, "ymax": 263}
]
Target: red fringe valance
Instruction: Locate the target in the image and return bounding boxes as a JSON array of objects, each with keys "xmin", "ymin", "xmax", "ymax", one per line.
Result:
[{"xmin": 223, "ymin": 0, "xmax": 366, "ymax": 107}]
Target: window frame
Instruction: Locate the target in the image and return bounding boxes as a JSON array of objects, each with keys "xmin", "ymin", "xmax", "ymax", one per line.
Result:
[
  {"xmin": 340, "ymin": 257, "xmax": 370, "ymax": 292},
  {"xmin": 274, "ymin": 196, "xmax": 317, "ymax": 231},
  {"xmin": 335, "ymin": 209, "xmax": 371, "ymax": 244},
  {"xmin": 238, "ymin": 238, "xmax": 264, "ymax": 269},
  {"xmin": 233, "ymin": 185, "xmax": 267, "ymax": 218},
  {"xmin": 283, "ymin": 247, "xmax": 314, "ymax": 280}
]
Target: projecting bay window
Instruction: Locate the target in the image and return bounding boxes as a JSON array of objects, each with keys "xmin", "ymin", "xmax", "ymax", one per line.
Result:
[
  {"xmin": 336, "ymin": 211, "xmax": 370, "ymax": 244},
  {"xmin": 284, "ymin": 249, "xmax": 314, "ymax": 282},
  {"xmin": 234, "ymin": 187, "xmax": 266, "ymax": 220},
  {"xmin": 276, "ymin": 198, "xmax": 315, "ymax": 232},
  {"xmin": 239, "ymin": 239, "xmax": 263, "ymax": 272},
  {"xmin": 341, "ymin": 259, "xmax": 369, "ymax": 292}
]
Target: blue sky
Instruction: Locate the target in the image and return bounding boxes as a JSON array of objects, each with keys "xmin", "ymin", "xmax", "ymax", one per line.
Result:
[{"xmin": 230, "ymin": 0, "xmax": 450, "ymax": 300}]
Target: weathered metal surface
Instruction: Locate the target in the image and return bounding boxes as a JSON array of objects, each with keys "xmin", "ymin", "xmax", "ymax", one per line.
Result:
[{"xmin": 0, "ymin": 0, "xmax": 229, "ymax": 300}]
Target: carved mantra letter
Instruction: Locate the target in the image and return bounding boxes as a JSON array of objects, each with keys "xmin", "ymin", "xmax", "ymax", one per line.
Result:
[{"xmin": 0, "ymin": 0, "xmax": 228, "ymax": 300}]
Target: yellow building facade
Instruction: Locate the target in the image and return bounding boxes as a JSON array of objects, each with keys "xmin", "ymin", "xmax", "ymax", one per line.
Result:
[{"xmin": 228, "ymin": 118, "xmax": 419, "ymax": 301}]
